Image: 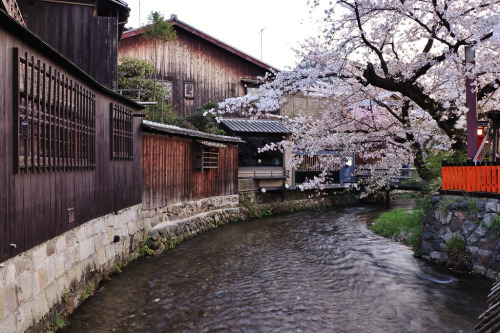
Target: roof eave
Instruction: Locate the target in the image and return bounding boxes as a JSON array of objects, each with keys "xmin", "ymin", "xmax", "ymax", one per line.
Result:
[
  {"xmin": 142, "ymin": 121, "xmax": 245, "ymax": 144},
  {"xmin": 0, "ymin": 9, "xmax": 143, "ymax": 110},
  {"xmin": 122, "ymin": 18, "xmax": 278, "ymax": 73}
]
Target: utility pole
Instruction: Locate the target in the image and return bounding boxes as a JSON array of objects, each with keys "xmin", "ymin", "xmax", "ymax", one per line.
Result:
[
  {"xmin": 259, "ymin": 27, "xmax": 265, "ymax": 60},
  {"xmin": 465, "ymin": 45, "xmax": 478, "ymax": 160},
  {"xmin": 138, "ymin": 0, "xmax": 142, "ymax": 26}
]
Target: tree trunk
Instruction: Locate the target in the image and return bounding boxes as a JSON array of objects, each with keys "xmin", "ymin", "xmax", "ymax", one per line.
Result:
[{"xmin": 411, "ymin": 140, "xmax": 432, "ymax": 181}]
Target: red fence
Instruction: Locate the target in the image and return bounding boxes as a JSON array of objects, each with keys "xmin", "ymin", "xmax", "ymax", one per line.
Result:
[{"xmin": 442, "ymin": 163, "xmax": 499, "ymax": 193}]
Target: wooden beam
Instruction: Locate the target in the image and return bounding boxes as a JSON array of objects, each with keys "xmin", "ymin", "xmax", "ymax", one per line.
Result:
[{"xmin": 2, "ymin": 0, "xmax": 25, "ymax": 26}]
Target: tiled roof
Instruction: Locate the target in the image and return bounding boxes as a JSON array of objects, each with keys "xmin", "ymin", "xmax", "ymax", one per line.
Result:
[
  {"xmin": 113, "ymin": 0, "xmax": 129, "ymax": 7},
  {"xmin": 108, "ymin": 0, "xmax": 129, "ymax": 8},
  {"xmin": 220, "ymin": 119, "xmax": 290, "ymax": 134},
  {"xmin": 142, "ymin": 120, "xmax": 244, "ymax": 144}
]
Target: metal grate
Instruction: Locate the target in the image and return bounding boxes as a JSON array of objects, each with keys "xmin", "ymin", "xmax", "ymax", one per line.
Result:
[{"xmin": 14, "ymin": 48, "xmax": 96, "ymax": 173}]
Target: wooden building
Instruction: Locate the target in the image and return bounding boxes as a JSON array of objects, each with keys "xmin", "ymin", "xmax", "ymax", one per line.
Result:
[
  {"xmin": 219, "ymin": 119, "xmax": 294, "ymax": 191},
  {"xmin": 119, "ymin": 14, "xmax": 277, "ymax": 117},
  {"xmin": 0, "ymin": 9, "xmax": 143, "ymax": 262},
  {"xmin": 16, "ymin": 0, "xmax": 130, "ymax": 89},
  {"xmin": 141, "ymin": 120, "xmax": 243, "ymax": 209}
]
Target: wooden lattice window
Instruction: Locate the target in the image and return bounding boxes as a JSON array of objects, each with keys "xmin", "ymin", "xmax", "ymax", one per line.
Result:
[
  {"xmin": 14, "ymin": 48, "xmax": 96, "ymax": 173},
  {"xmin": 298, "ymin": 155, "xmax": 322, "ymax": 171},
  {"xmin": 110, "ymin": 103, "xmax": 133, "ymax": 160},
  {"xmin": 203, "ymin": 150, "xmax": 219, "ymax": 169}
]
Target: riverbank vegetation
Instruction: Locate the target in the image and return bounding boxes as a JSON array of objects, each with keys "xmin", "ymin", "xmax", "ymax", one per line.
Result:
[
  {"xmin": 370, "ymin": 200, "xmax": 427, "ymax": 255},
  {"xmin": 238, "ymin": 189, "xmax": 361, "ymax": 219},
  {"xmin": 444, "ymin": 235, "xmax": 473, "ymax": 272}
]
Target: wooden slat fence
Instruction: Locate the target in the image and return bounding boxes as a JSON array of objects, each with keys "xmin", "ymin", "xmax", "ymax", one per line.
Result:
[
  {"xmin": 442, "ymin": 162, "xmax": 499, "ymax": 194},
  {"xmin": 476, "ymin": 274, "xmax": 500, "ymax": 332}
]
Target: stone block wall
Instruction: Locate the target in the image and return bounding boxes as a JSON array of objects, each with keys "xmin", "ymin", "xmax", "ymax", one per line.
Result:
[
  {"xmin": 141, "ymin": 195, "xmax": 239, "ymax": 230},
  {"xmin": 0, "ymin": 194, "xmax": 240, "ymax": 332},
  {"xmin": 143, "ymin": 195, "xmax": 240, "ymax": 250},
  {"xmin": 421, "ymin": 195, "xmax": 500, "ymax": 280},
  {"xmin": 0, "ymin": 204, "xmax": 145, "ymax": 333}
]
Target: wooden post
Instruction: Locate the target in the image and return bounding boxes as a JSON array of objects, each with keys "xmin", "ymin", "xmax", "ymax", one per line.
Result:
[{"xmin": 465, "ymin": 45, "xmax": 478, "ymax": 160}]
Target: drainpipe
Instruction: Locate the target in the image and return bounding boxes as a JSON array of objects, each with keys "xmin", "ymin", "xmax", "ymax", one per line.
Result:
[{"xmin": 465, "ymin": 45, "xmax": 478, "ymax": 160}]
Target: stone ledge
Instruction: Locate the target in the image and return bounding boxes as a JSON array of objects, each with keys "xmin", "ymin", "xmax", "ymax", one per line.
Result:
[{"xmin": 146, "ymin": 208, "xmax": 241, "ymax": 250}]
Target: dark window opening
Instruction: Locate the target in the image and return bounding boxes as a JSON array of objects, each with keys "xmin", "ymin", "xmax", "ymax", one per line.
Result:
[{"xmin": 238, "ymin": 136, "xmax": 283, "ymax": 167}]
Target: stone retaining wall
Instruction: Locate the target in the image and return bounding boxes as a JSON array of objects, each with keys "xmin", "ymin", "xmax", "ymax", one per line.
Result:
[
  {"xmin": 0, "ymin": 194, "xmax": 240, "ymax": 333},
  {"xmin": 421, "ymin": 195, "xmax": 500, "ymax": 280},
  {"xmin": 0, "ymin": 204, "xmax": 145, "ymax": 333},
  {"xmin": 142, "ymin": 195, "xmax": 241, "ymax": 250},
  {"xmin": 146, "ymin": 208, "xmax": 242, "ymax": 250}
]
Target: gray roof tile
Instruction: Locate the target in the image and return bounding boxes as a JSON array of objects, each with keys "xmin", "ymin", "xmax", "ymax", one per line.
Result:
[
  {"xmin": 142, "ymin": 120, "xmax": 244, "ymax": 143},
  {"xmin": 220, "ymin": 119, "xmax": 290, "ymax": 134}
]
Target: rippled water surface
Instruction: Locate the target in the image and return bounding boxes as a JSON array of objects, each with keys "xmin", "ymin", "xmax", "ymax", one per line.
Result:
[{"xmin": 63, "ymin": 202, "xmax": 492, "ymax": 333}]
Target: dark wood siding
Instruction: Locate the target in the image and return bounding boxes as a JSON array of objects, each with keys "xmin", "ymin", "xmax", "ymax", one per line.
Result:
[
  {"xmin": 0, "ymin": 22, "xmax": 142, "ymax": 262},
  {"xmin": 119, "ymin": 28, "xmax": 270, "ymax": 117},
  {"xmin": 142, "ymin": 133, "xmax": 238, "ymax": 209},
  {"xmin": 17, "ymin": 0, "xmax": 119, "ymax": 89},
  {"xmin": 90, "ymin": 16, "xmax": 118, "ymax": 89}
]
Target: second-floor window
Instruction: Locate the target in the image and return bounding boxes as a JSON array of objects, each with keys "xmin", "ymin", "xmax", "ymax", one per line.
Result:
[
  {"xmin": 110, "ymin": 103, "xmax": 134, "ymax": 160},
  {"xmin": 15, "ymin": 48, "xmax": 96, "ymax": 173},
  {"xmin": 184, "ymin": 81, "xmax": 194, "ymax": 99}
]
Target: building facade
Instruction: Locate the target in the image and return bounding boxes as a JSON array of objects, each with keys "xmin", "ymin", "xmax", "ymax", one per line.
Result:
[
  {"xmin": 119, "ymin": 15, "xmax": 276, "ymax": 117},
  {"xmin": 16, "ymin": 0, "xmax": 130, "ymax": 89},
  {"xmin": 141, "ymin": 120, "xmax": 243, "ymax": 209},
  {"xmin": 0, "ymin": 8, "xmax": 143, "ymax": 263}
]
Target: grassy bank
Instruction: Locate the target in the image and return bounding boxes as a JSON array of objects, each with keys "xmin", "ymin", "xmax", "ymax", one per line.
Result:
[{"xmin": 370, "ymin": 199, "xmax": 427, "ymax": 255}]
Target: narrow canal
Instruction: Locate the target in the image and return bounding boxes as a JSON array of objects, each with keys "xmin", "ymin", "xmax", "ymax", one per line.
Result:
[{"xmin": 63, "ymin": 201, "xmax": 492, "ymax": 333}]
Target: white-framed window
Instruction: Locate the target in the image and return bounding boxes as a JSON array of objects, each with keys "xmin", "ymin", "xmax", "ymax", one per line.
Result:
[
  {"xmin": 184, "ymin": 81, "xmax": 194, "ymax": 99},
  {"xmin": 158, "ymin": 80, "xmax": 173, "ymax": 104}
]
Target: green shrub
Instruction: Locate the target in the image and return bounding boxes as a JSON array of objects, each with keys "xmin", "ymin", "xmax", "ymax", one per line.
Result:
[
  {"xmin": 483, "ymin": 216, "xmax": 500, "ymax": 237},
  {"xmin": 444, "ymin": 235, "xmax": 466, "ymax": 256},
  {"xmin": 419, "ymin": 150, "xmax": 466, "ymax": 194},
  {"xmin": 238, "ymin": 197, "xmax": 272, "ymax": 219},
  {"xmin": 466, "ymin": 197, "xmax": 478, "ymax": 215},
  {"xmin": 443, "ymin": 235, "xmax": 472, "ymax": 272},
  {"xmin": 44, "ymin": 312, "xmax": 68, "ymax": 333},
  {"xmin": 81, "ymin": 281, "xmax": 95, "ymax": 301},
  {"xmin": 185, "ymin": 102, "xmax": 225, "ymax": 135},
  {"xmin": 118, "ymin": 56, "xmax": 185, "ymax": 127},
  {"xmin": 425, "ymin": 150, "xmax": 466, "ymax": 180}
]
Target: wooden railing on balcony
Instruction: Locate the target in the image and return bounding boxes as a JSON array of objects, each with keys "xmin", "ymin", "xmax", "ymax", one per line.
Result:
[
  {"xmin": 238, "ymin": 166, "xmax": 290, "ymax": 179},
  {"xmin": 2, "ymin": 0, "xmax": 25, "ymax": 26},
  {"xmin": 442, "ymin": 161, "xmax": 499, "ymax": 194}
]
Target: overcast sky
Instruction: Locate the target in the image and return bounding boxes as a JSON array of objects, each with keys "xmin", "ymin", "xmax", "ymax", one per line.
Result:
[{"xmin": 125, "ymin": 0, "xmax": 327, "ymax": 70}]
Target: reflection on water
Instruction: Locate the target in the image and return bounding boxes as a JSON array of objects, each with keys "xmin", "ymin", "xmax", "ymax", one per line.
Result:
[{"xmin": 63, "ymin": 202, "xmax": 491, "ymax": 333}]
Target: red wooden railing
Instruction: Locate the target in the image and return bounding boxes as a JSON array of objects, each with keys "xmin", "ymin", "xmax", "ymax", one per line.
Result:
[{"xmin": 442, "ymin": 162, "xmax": 499, "ymax": 193}]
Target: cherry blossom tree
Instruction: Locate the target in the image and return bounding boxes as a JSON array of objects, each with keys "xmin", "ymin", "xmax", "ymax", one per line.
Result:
[{"xmin": 216, "ymin": 0, "xmax": 500, "ymax": 191}]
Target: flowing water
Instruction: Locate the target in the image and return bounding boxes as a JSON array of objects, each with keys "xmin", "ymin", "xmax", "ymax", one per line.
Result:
[{"xmin": 63, "ymin": 201, "xmax": 492, "ymax": 333}]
